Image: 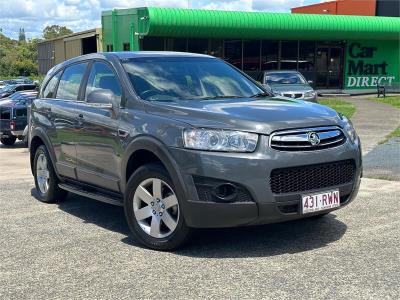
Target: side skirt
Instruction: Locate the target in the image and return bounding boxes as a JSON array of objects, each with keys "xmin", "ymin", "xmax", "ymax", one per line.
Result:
[{"xmin": 59, "ymin": 182, "xmax": 123, "ymax": 206}]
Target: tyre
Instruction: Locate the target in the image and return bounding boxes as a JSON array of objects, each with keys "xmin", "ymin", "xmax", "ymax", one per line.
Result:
[
  {"xmin": 1, "ymin": 136, "xmax": 16, "ymax": 146},
  {"xmin": 124, "ymin": 163, "xmax": 191, "ymax": 250},
  {"xmin": 33, "ymin": 145, "xmax": 68, "ymax": 203}
]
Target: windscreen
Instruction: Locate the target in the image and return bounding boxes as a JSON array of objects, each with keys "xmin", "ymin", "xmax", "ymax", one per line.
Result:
[
  {"xmin": 266, "ymin": 72, "xmax": 306, "ymax": 85},
  {"xmin": 122, "ymin": 57, "xmax": 263, "ymax": 101}
]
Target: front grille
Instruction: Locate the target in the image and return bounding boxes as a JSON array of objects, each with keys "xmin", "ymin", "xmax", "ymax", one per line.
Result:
[
  {"xmin": 270, "ymin": 126, "xmax": 346, "ymax": 151},
  {"xmin": 270, "ymin": 160, "xmax": 355, "ymax": 194},
  {"xmin": 283, "ymin": 93, "xmax": 303, "ymax": 99}
]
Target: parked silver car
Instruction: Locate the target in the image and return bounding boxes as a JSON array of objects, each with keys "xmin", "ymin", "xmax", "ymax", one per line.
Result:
[{"xmin": 258, "ymin": 70, "xmax": 317, "ymax": 102}]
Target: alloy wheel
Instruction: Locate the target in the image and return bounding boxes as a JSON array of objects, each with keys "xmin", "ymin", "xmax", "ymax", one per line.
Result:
[
  {"xmin": 36, "ymin": 153, "xmax": 50, "ymax": 194},
  {"xmin": 133, "ymin": 178, "xmax": 180, "ymax": 238}
]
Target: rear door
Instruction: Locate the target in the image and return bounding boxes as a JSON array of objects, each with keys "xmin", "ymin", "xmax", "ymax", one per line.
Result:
[
  {"xmin": 41, "ymin": 62, "xmax": 88, "ymax": 179},
  {"xmin": 75, "ymin": 61, "xmax": 122, "ymax": 191}
]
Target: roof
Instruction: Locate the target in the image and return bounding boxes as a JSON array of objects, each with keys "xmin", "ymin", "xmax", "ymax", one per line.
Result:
[
  {"xmin": 37, "ymin": 28, "xmax": 101, "ymax": 44},
  {"xmin": 113, "ymin": 51, "xmax": 213, "ymax": 59},
  {"xmin": 106, "ymin": 7, "xmax": 400, "ymax": 41}
]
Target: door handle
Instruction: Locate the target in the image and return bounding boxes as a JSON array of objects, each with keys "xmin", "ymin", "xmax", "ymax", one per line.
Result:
[
  {"xmin": 78, "ymin": 114, "xmax": 84, "ymax": 118},
  {"xmin": 118, "ymin": 129, "xmax": 129, "ymax": 138}
]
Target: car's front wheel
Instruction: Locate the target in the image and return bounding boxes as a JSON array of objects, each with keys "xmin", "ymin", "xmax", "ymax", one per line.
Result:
[
  {"xmin": 124, "ymin": 163, "xmax": 191, "ymax": 250},
  {"xmin": 33, "ymin": 145, "xmax": 67, "ymax": 203},
  {"xmin": 1, "ymin": 136, "xmax": 16, "ymax": 146}
]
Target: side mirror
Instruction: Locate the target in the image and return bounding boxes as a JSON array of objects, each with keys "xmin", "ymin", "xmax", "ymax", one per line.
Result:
[{"xmin": 86, "ymin": 89, "xmax": 116, "ymax": 109}]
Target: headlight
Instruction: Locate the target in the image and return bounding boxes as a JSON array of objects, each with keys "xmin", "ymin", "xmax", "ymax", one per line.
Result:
[
  {"xmin": 304, "ymin": 90, "xmax": 316, "ymax": 98},
  {"xmin": 341, "ymin": 115, "xmax": 357, "ymax": 143},
  {"xmin": 183, "ymin": 129, "xmax": 258, "ymax": 152}
]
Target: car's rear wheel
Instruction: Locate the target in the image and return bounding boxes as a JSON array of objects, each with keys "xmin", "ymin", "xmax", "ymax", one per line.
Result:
[
  {"xmin": 124, "ymin": 163, "xmax": 191, "ymax": 250},
  {"xmin": 33, "ymin": 145, "xmax": 67, "ymax": 203},
  {"xmin": 1, "ymin": 136, "xmax": 16, "ymax": 146}
]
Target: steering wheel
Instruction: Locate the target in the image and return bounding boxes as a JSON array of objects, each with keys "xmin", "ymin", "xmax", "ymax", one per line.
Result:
[{"xmin": 140, "ymin": 90, "xmax": 160, "ymax": 100}]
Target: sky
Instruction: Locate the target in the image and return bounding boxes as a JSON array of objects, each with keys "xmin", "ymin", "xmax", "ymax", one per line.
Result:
[{"xmin": 0, "ymin": 0, "xmax": 321, "ymax": 40}]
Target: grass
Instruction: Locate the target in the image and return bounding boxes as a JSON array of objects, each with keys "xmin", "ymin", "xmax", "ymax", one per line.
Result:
[
  {"xmin": 369, "ymin": 95, "xmax": 400, "ymax": 109},
  {"xmin": 368, "ymin": 95, "xmax": 400, "ymax": 143},
  {"xmin": 318, "ymin": 98, "xmax": 356, "ymax": 119}
]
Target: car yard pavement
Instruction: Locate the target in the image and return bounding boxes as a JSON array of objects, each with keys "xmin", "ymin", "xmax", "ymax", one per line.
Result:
[{"xmin": 0, "ymin": 97, "xmax": 399, "ymax": 299}]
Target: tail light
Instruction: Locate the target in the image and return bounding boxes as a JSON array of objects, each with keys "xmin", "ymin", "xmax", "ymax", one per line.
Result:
[{"xmin": 10, "ymin": 120, "xmax": 16, "ymax": 131}]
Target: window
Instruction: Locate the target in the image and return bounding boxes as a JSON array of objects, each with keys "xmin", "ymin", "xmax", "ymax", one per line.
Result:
[
  {"xmin": 261, "ymin": 41, "xmax": 279, "ymax": 70},
  {"xmin": 43, "ymin": 72, "xmax": 61, "ymax": 98},
  {"xmin": 266, "ymin": 72, "xmax": 306, "ymax": 85},
  {"xmin": 56, "ymin": 63, "xmax": 88, "ymax": 100},
  {"xmin": 166, "ymin": 38, "xmax": 187, "ymax": 52},
  {"xmin": 122, "ymin": 57, "xmax": 263, "ymax": 102},
  {"xmin": 123, "ymin": 43, "xmax": 130, "ymax": 51},
  {"xmin": 141, "ymin": 36, "xmax": 164, "ymax": 51},
  {"xmin": 243, "ymin": 40, "xmax": 261, "ymax": 71},
  {"xmin": 188, "ymin": 39, "xmax": 208, "ymax": 54},
  {"xmin": 280, "ymin": 41, "xmax": 298, "ymax": 70},
  {"xmin": 0, "ymin": 108, "xmax": 11, "ymax": 119},
  {"xmin": 299, "ymin": 41, "xmax": 316, "ymax": 82},
  {"xmin": 208, "ymin": 39, "xmax": 223, "ymax": 58},
  {"xmin": 224, "ymin": 40, "xmax": 242, "ymax": 69},
  {"xmin": 24, "ymin": 85, "xmax": 36, "ymax": 90},
  {"xmin": 15, "ymin": 108, "xmax": 27, "ymax": 118},
  {"xmin": 85, "ymin": 61, "xmax": 121, "ymax": 104}
]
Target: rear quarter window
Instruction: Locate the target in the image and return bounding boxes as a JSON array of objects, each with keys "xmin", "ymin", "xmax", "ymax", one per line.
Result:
[{"xmin": 0, "ymin": 108, "xmax": 11, "ymax": 119}]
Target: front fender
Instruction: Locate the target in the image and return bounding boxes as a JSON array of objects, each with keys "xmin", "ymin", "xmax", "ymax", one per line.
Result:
[{"xmin": 121, "ymin": 135, "xmax": 190, "ymax": 211}]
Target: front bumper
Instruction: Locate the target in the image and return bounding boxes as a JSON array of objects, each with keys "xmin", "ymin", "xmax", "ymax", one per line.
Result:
[{"xmin": 169, "ymin": 135, "xmax": 362, "ymax": 228}]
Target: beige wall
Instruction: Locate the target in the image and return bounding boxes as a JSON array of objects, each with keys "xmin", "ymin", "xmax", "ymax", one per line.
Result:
[
  {"xmin": 64, "ymin": 39, "xmax": 82, "ymax": 60},
  {"xmin": 54, "ymin": 39, "xmax": 65, "ymax": 65}
]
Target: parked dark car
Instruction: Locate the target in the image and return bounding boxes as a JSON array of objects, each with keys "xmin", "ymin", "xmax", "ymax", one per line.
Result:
[
  {"xmin": 0, "ymin": 91, "xmax": 38, "ymax": 102},
  {"xmin": 0, "ymin": 99, "xmax": 29, "ymax": 145},
  {"xmin": 0, "ymin": 84, "xmax": 37, "ymax": 99},
  {"xmin": 29, "ymin": 52, "xmax": 361, "ymax": 250},
  {"xmin": 256, "ymin": 70, "xmax": 317, "ymax": 102}
]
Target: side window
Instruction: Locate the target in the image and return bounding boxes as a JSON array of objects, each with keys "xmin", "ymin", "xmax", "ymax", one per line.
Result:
[
  {"xmin": 0, "ymin": 108, "xmax": 11, "ymax": 119},
  {"xmin": 16, "ymin": 86, "xmax": 23, "ymax": 91},
  {"xmin": 15, "ymin": 108, "xmax": 27, "ymax": 118},
  {"xmin": 85, "ymin": 61, "xmax": 122, "ymax": 104},
  {"xmin": 43, "ymin": 72, "xmax": 61, "ymax": 98},
  {"xmin": 56, "ymin": 63, "xmax": 88, "ymax": 100}
]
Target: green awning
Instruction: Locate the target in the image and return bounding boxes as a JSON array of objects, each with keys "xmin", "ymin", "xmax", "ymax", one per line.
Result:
[{"xmin": 138, "ymin": 7, "xmax": 400, "ymax": 40}]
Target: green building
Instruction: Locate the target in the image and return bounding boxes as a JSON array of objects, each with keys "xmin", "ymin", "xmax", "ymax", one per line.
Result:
[{"xmin": 102, "ymin": 7, "xmax": 400, "ymax": 94}]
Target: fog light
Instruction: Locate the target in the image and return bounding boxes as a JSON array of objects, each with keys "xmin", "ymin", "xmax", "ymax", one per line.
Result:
[{"xmin": 213, "ymin": 183, "xmax": 238, "ymax": 201}]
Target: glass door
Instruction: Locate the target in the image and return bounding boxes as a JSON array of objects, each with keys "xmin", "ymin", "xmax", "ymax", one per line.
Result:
[{"xmin": 316, "ymin": 46, "xmax": 343, "ymax": 89}]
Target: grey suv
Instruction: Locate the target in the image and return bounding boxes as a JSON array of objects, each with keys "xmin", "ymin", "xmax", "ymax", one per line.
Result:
[{"xmin": 29, "ymin": 52, "xmax": 362, "ymax": 250}]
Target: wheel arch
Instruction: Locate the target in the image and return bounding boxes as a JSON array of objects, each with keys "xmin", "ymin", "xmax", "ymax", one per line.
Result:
[
  {"xmin": 29, "ymin": 128, "xmax": 58, "ymax": 177},
  {"xmin": 122, "ymin": 136, "xmax": 188, "ymax": 201}
]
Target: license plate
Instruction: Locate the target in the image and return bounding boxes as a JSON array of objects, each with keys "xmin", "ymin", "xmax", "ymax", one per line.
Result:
[{"xmin": 301, "ymin": 190, "xmax": 340, "ymax": 214}]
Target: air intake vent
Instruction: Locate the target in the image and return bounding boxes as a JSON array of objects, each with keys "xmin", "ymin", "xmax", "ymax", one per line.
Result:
[
  {"xmin": 270, "ymin": 126, "xmax": 346, "ymax": 151},
  {"xmin": 270, "ymin": 159, "xmax": 355, "ymax": 194}
]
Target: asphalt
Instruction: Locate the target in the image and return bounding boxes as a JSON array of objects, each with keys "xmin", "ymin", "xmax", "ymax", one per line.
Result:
[
  {"xmin": 342, "ymin": 96, "xmax": 400, "ymax": 155},
  {"xmin": 1, "ymin": 97, "xmax": 400, "ymax": 299}
]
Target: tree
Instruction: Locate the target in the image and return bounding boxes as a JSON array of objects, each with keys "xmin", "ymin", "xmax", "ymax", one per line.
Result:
[
  {"xmin": 0, "ymin": 33, "xmax": 39, "ymax": 77},
  {"xmin": 19, "ymin": 28, "xmax": 26, "ymax": 42},
  {"xmin": 43, "ymin": 25, "xmax": 73, "ymax": 40}
]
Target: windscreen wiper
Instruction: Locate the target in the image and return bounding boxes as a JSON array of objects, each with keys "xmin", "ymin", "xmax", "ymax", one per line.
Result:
[
  {"xmin": 250, "ymin": 92, "xmax": 271, "ymax": 98},
  {"xmin": 199, "ymin": 95, "xmax": 245, "ymax": 100}
]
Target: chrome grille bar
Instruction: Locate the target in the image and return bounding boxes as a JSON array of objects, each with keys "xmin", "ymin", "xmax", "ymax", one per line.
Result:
[{"xmin": 270, "ymin": 126, "xmax": 346, "ymax": 151}]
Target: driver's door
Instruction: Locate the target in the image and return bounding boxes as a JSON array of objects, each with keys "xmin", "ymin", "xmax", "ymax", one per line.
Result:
[{"xmin": 75, "ymin": 61, "xmax": 123, "ymax": 192}]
